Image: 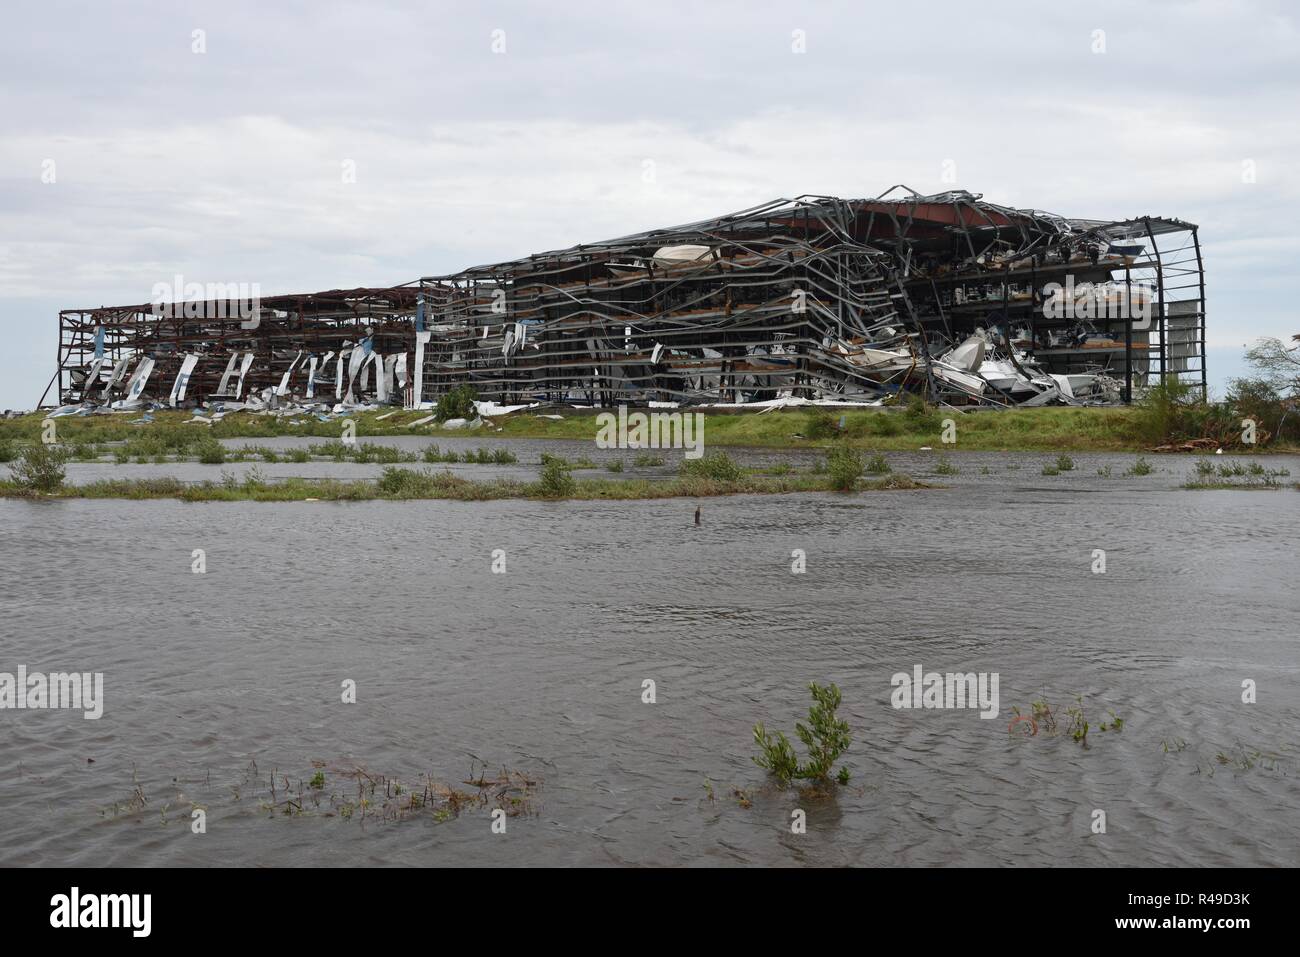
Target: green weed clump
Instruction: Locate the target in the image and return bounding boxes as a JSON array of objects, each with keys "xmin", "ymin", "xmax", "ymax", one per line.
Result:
[
  {"xmin": 753, "ymin": 682, "xmax": 852, "ymax": 787},
  {"xmin": 679, "ymin": 451, "xmax": 743, "ymax": 482},
  {"xmin": 804, "ymin": 409, "xmax": 842, "ymax": 440},
  {"xmin": 8, "ymin": 444, "xmax": 70, "ymax": 492},
  {"xmin": 826, "ymin": 446, "xmax": 863, "ymax": 491},
  {"xmin": 196, "ymin": 440, "xmax": 226, "ymax": 464},
  {"xmin": 434, "ymin": 384, "xmax": 478, "ymax": 422},
  {"xmin": 1183, "ymin": 459, "xmax": 1291, "ymax": 489},
  {"xmin": 537, "ymin": 457, "xmax": 575, "ymax": 497},
  {"xmin": 311, "ymin": 440, "xmax": 351, "ymax": 461}
]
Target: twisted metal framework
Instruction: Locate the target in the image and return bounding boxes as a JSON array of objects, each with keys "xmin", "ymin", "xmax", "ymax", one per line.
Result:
[
  {"xmin": 44, "ymin": 189, "xmax": 1205, "ymax": 410},
  {"xmin": 416, "ymin": 196, "xmax": 913, "ymax": 407},
  {"xmin": 415, "ymin": 189, "xmax": 1205, "ymax": 408},
  {"xmin": 44, "ymin": 286, "xmax": 423, "ymax": 408}
]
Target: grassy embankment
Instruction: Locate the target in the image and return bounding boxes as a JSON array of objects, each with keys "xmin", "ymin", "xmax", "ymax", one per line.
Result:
[
  {"xmin": 5, "ymin": 402, "xmax": 1291, "ymax": 453},
  {"xmin": 0, "ymin": 469, "xmax": 925, "ymax": 503}
]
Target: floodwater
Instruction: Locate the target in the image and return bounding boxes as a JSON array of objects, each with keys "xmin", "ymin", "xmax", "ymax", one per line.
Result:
[{"xmin": 1, "ymin": 446, "xmax": 1297, "ymax": 866}]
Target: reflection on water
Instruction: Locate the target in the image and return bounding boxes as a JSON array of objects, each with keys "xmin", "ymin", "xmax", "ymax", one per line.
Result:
[{"xmin": 0, "ymin": 455, "xmax": 1296, "ymax": 866}]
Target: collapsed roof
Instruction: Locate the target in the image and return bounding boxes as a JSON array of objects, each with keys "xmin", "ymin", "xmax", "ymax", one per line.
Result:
[{"xmin": 45, "ymin": 188, "xmax": 1206, "ymax": 412}]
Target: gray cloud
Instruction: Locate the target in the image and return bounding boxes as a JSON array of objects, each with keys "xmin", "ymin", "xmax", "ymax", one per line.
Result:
[{"xmin": 2, "ymin": 0, "xmax": 1297, "ymax": 406}]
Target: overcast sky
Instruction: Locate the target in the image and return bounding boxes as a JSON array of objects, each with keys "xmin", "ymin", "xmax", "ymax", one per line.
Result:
[{"xmin": 2, "ymin": 0, "xmax": 1296, "ymax": 408}]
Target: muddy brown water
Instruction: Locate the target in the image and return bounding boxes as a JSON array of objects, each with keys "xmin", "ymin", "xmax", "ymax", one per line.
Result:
[{"xmin": 1, "ymin": 445, "xmax": 1296, "ymax": 865}]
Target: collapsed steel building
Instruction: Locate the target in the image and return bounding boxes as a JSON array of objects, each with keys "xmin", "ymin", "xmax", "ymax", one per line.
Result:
[
  {"xmin": 45, "ymin": 188, "xmax": 1205, "ymax": 411},
  {"xmin": 44, "ymin": 286, "xmax": 423, "ymax": 410}
]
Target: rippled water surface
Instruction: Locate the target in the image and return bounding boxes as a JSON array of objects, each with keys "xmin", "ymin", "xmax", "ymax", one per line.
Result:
[{"xmin": 1, "ymin": 447, "xmax": 1297, "ymax": 866}]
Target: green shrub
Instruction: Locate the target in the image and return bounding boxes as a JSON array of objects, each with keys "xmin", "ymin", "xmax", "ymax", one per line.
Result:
[
  {"xmin": 0, "ymin": 440, "xmax": 16, "ymax": 463},
  {"xmin": 679, "ymin": 451, "xmax": 743, "ymax": 482},
  {"xmin": 1228, "ymin": 377, "xmax": 1295, "ymax": 445},
  {"xmin": 865, "ymin": 453, "xmax": 890, "ymax": 474},
  {"xmin": 903, "ymin": 393, "xmax": 941, "ymax": 431},
  {"xmin": 826, "ymin": 446, "xmax": 863, "ymax": 491},
  {"xmin": 753, "ymin": 682, "xmax": 852, "ymax": 786},
  {"xmin": 632, "ymin": 453, "xmax": 665, "ymax": 467},
  {"xmin": 1129, "ymin": 379, "xmax": 1201, "ymax": 444},
  {"xmin": 288, "ymin": 448, "xmax": 310, "ymax": 463},
  {"xmin": 1127, "ymin": 456, "xmax": 1153, "ymax": 476},
  {"xmin": 377, "ymin": 467, "xmax": 420, "ymax": 495},
  {"xmin": 605, "ymin": 460, "xmax": 624, "ymax": 472},
  {"xmin": 435, "ymin": 384, "xmax": 478, "ymax": 422},
  {"xmin": 871, "ymin": 413, "xmax": 902, "ymax": 437},
  {"xmin": 1055, "ymin": 454, "xmax": 1075, "ymax": 471},
  {"xmin": 537, "ymin": 456, "xmax": 575, "ymax": 497},
  {"xmin": 934, "ymin": 455, "xmax": 958, "ymax": 475},
  {"xmin": 357, "ymin": 442, "xmax": 406, "ymax": 464},
  {"xmin": 9, "ymin": 444, "xmax": 70, "ymax": 492},
  {"xmin": 308, "ymin": 441, "xmax": 350, "ymax": 461},
  {"xmin": 1042, "ymin": 464, "xmax": 1060, "ymax": 476},
  {"xmin": 805, "ymin": 409, "xmax": 841, "ymax": 440},
  {"xmin": 196, "ymin": 440, "xmax": 226, "ymax": 464}
]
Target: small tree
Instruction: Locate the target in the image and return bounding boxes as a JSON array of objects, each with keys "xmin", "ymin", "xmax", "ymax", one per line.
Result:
[
  {"xmin": 435, "ymin": 384, "xmax": 478, "ymax": 422},
  {"xmin": 1243, "ymin": 336, "xmax": 1300, "ymax": 398},
  {"xmin": 9, "ymin": 444, "xmax": 70, "ymax": 492},
  {"xmin": 753, "ymin": 682, "xmax": 852, "ymax": 786},
  {"xmin": 826, "ymin": 446, "xmax": 863, "ymax": 491},
  {"xmin": 537, "ymin": 456, "xmax": 574, "ymax": 497}
]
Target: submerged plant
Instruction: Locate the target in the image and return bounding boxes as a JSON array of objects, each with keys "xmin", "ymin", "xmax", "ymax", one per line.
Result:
[
  {"xmin": 826, "ymin": 446, "xmax": 863, "ymax": 491},
  {"xmin": 679, "ymin": 451, "xmax": 743, "ymax": 482},
  {"xmin": 8, "ymin": 444, "xmax": 70, "ymax": 492},
  {"xmin": 537, "ymin": 456, "xmax": 575, "ymax": 497},
  {"xmin": 753, "ymin": 682, "xmax": 852, "ymax": 786},
  {"xmin": 1008, "ymin": 695, "xmax": 1122, "ymax": 748},
  {"xmin": 196, "ymin": 439, "xmax": 226, "ymax": 464}
]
